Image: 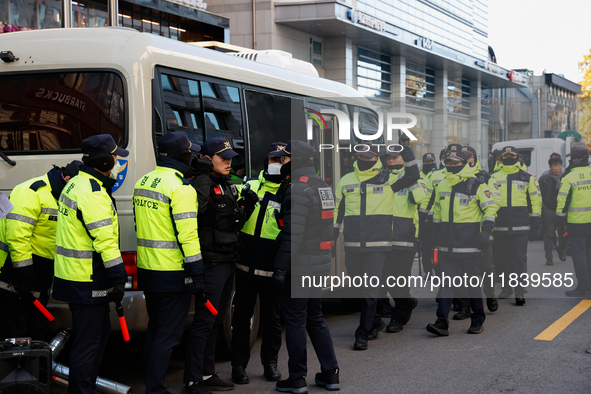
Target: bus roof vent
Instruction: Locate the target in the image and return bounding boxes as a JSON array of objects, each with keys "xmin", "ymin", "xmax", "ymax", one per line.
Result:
[{"xmin": 231, "ymin": 50, "xmax": 319, "ymax": 77}]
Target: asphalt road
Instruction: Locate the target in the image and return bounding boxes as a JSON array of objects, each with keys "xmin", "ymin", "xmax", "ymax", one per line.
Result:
[{"xmin": 53, "ymin": 240, "xmax": 591, "ymax": 394}]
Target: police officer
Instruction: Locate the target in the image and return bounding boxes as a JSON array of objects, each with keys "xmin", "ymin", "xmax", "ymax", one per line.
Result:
[
  {"xmin": 272, "ymin": 140, "xmax": 340, "ymax": 393},
  {"xmin": 426, "ymin": 148, "xmax": 497, "ymax": 336},
  {"xmin": 335, "ymin": 135, "xmax": 419, "ymax": 351},
  {"xmin": 53, "ymin": 135, "xmax": 128, "ymax": 394},
  {"xmin": 490, "ymin": 146, "xmax": 542, "ymax": 305},
  {"xmin": 540, "ymin": 155, "xmax": 566, "ymax": 265},
  {"xmin": 418, "ymin": 153, "xmax": 437, "ymax": 277},
  {"xmin": 462, "ymin": 145, "xmax": 501, "ymax": 313},
  {"xmin": 0, "ymin": 161, "xmax": 81, "ymax": 341},
  {"xmin": 382, "ymin": 149, "xmax": 427, "ymax": 333},
  {"xmin": 231, "ymin": 143, "xmax": 289, "ymax": 384},
  {"xmin": 556, "ymin": 145, "xmax": 591, "ymax": 297},
  {"xmin": 134, "ymin": 132, "xmax": 203, "ymax": 394},
  {"xmin": 184, "ymin": 138, "xmax": 258, "ymax": 393}
]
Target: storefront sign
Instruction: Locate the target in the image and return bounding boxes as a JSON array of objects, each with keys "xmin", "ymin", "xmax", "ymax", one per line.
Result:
[
  {"xmin": 415, "ymin": 36, "xmax": 433, "ymax": 51},
  {"xmin": 35, "ymin": 88, "xmax": 86, "ymax": 112},
  {"xmin": 168, "ymin": 0, "xmax": 207, "ymax": 11},
  {"xmin": 508, "ymin": 70, "xmax": 527, "ymax": 84},
  {"xmin": 485, "ymin": 61, "xmax": 502, "ymax": 75},
  {"xmin": 347, "ymin": 9, "xmax": 386, "ymax": 32}
]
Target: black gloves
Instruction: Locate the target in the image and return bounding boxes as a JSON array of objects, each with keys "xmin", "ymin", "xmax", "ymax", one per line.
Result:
[
  {"xmin": 194, "ymin": 156, "xmax": 213, "ymax": 175},
  {"xmin": 107, "ymin": 283, "xmax": 125, "ymax": 304},
  {"xmin": 477, "ymin": 230, "xmax": 492, "ymax": 250},
  {"xmin": 190, "ymin": 277, "xmax": 206, "ymax": 302},
  {"xmin": 398, "ymin": 130, "xmax": 411, "ymax": 147},
  {"xmin": 241, "ymin": 187, "xmax": 259, "ymax": 209},
  {"xmin": 555, "ymin": 215, "xmax": 567, "ymax": 236},
  {"xmin": 271, "ymin": 269, "xmax": 287, "ymax": 292}
]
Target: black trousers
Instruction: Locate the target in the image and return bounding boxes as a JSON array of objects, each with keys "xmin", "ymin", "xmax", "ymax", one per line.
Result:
[
  {"xmin": 185, "ymin": 261, "xmax": 234, "ymax": 383},
  {"xmin": 493, "ymin": 233, "xmax": 528, "ymax": 297},
  {"xmin": 382, "ymin": 250, "xmax": 415, "ymax": 322},
  {"xmin": 68, "ymin": 303, "xmax": 111, "ymax": 394},
  {"xmin": 0, "ymin": 288, "xmax": 50, "ymax": 341},
  {"xmin": 144, "ymin": 291, "xmax": 192, "ymax": 394},
  {"xmin": 457, "ymin": 247, "xmax": 496, "ymax": 308},
  {"xmin": 570, "ymin": 233, "xmax": 591, "ymax": 292},
  {"xmin": 346, "ymin": 251, "xmax": 385, "ymax": 339},
  {"xmin": 231, "ymin": 274, "xmax": 281, "ymax": 368},
  {"xmin": 280, "ymin": 286, "xmax": 338, "ymax": 380},
  {"xmin": 435, "ymin": 255, "xmax": 485, "ymax": 327},
  {"xmin": 542, "ymin": 206, "xmax": 568, "ymax": 262}
]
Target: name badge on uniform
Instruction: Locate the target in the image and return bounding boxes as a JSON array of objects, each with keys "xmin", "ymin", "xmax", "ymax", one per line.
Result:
[
  {"xmin": 517, "ymin": 184, "xmax": 525, "ymax": 191},
  {"xmin": 459, "ymin": 198, "xmax": 470, "ymax": 206},
  {"xmin": 373, "ymin": 186, "xmax": 383, "ymax": 194},
  {"xmin": 318, "ymin": 187, "xmax": 335, "ymax": 209}
]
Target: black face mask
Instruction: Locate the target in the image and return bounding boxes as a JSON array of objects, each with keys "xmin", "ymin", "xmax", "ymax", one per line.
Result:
[
  {"xmin": 388, "ymin": 164, "xmax": 404, "ymax": 171},
  {"xmin": 357, "ymin": 160, "xmax": 377, "ymax": 171},
  {"xmin": 422, "ymin": 163, "xmax": 436, "ymax": 173},
  {"xmin": 446, "ymin": 164, "xmax": 465, "ymax": 174},
  {"xmin": 502, "ymin": 158, "xmax": 518, "ymax": 166}
]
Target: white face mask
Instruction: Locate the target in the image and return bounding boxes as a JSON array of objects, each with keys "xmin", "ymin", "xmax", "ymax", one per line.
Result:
[
  {"xmin": 110, "ymin": 160, "xmax": 121, "ymax": 179},
  {"xmin": 267, "ymin": 162, "xmax": 282, "ymax": 175}
]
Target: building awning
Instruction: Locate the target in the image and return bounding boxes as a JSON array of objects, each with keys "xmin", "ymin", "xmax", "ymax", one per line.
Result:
[
  {"xmin": 545, "ymin": 73, "xmax": 582, "ymax": 94},
  {"xmin": 275, "ymin": 0, "xmax": 527, "ymax": 89}
]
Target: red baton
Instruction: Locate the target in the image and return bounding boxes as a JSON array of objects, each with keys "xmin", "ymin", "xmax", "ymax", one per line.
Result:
[
  {"xmin": 33, "ymin": 299, "xmax": 55, "ymax": 321},
  {"xmin": 204, "ymin": 300, "xmax": 218, "ymax": 316},
  {"xmin": 115, "ymin": 303, "xmax": 130, "ymax": 342},
  {"xmin": 434, "ymin": 249, "xmax": 438, "ymax": 265}
]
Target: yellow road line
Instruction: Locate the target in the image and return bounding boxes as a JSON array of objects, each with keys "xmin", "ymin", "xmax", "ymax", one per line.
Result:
[{"xmin": 535, "ymin": 300, "xmax": 591, "ymax": 341}]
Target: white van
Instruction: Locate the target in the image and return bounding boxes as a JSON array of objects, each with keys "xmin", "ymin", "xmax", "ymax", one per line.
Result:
[{"xmin": 0, "ymin": 28, "xmax": 376, "ymax": 347}]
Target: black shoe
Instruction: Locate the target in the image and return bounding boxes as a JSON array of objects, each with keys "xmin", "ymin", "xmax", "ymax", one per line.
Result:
[
  {"xmin": 557, "ymin": 248, "xmax": 567, "ymax": 262},
  {"xmin": 546, "ymin": 260, "xmax": 553, "ymax": 266},
  {"xmin": 515, "ymin": 297, "xmax": 526, "ymax": 306},
  {"xmin": 367, "ymin": 319, "xmax": 385, "ymax": 340},
  {"xmin": 314, "ymin": 369, "xmax": 340, "ymax": 391},
  {"xmin": 400, "ymin": 297, "xmax": 418, "ymax": 325},
  {"xmin": 386, "ymin": 320, "xmax": 403, "ymax": 333},
  {"xmin": 182, "ymin": 382, "xmax": 213, "ymax": 394},
  {"xmin": 452, "ymin": 306, "xmax": 471, "ymax": 320},
  {"xmin": 468, "ymin": 324, "xmax": 484, "ymax": 334},
  {"xmin": 426, "ymin": 322, "xmax": 449, "ymax": 337},
  {"xmin": 565, "ymin": 289, "xmax": 591, "ymax": 297},
  {"xmin": 486, "ymin": 298, "xmax": 498, "ymax": 312},
  {"xmin": 231, "ymin": 366, "xmax": 249, "ymax": 385},
  {"xmin": 498, "ymin": 288, "xmax": 514, "ymax": 299},
  {"xmin": 203, "ymin": 375, "xmax": 234, "ymax": 391},
  {"xmin": 276, "ymin": 377, "xmax": 307, "ymax": 393},
  {"xmin": 353, "ymin": 337, "xmax": 367, "ymax": 350},
  {"xmin": 264, "ymin": 364, "xmax": 281, "ymax": 382}
]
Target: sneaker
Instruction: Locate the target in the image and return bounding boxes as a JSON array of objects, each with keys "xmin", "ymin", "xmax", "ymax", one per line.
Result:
[
  {"xmin": 182, "ymin": 382, "xmax": 213, "ymax": 394},
  {"xmin": 264, "ymin": 364, "xmax": 281, "ymax": 382},
  {"xmin": 468, "ymin": 324, "xmax": 484, "ymax": 334},
  {"xmin": 386, "ymin": 320, "xmax": 403, "ymax": 333},
  {"xmin": 203, "ymin": 375, "xmax": 234, "ymax": 391},
  {"xmin": 426, "ymin": 322, "xmax": 449, "ymax": 337},
  {"xmin": 231, "ymin": 366, "xmax": 249, "ymax": 385},
  {"xmin": 400, "ymin": 297, "xmax": 418, "ymax": 325},
  {"xmin": 486, "ymin": 298, "xmax": 498, "ymax": 312},
  {"xmin": 314, "ymin": 369, "xmax": 340, "ymax": 391},
  {"xmin": 353, "ymin": 337, "xmax": 367, "ymax": 351},
  {"xmin": 498, "ymin": 288, "xmax": 514, "ymax": 299},
  {"xmin": 452, "ymin": 306, "xmax": 471, "ymax": 320},
  {"xmin": 367, "ymin": 319, "xmax": 385, "ymax": 340},
  {"xmin": 276, "ymin": 377, "xmax": 307, "ymax": 394}
]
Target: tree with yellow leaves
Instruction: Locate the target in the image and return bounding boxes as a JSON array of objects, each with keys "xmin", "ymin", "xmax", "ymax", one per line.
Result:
[{"xmin": 579, "ymin": 49, "xmax": 591, "ymax": 150}]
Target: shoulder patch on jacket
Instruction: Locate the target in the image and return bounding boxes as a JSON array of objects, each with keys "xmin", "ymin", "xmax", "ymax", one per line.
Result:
[
  {"xmin": 175, "ymin": 173, "xmax": 191, "ymax": 185},
  {"xmin": 29, "ymin": 180, "xmax": 47, "ymax": 191},
  {"xmin": 89, "ymin": 179, "xmax": 102, "ymax": 192}
]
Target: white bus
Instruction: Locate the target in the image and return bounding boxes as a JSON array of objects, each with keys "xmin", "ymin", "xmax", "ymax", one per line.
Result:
[{"xmin": 0, "ymin": 27, "xmax": 378, "ymax": 348}]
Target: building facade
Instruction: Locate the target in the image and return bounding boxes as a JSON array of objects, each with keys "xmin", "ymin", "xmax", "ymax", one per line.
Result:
[{"xmin": 207, "ymin": 0, "xmax": 529, "ymax": 162}]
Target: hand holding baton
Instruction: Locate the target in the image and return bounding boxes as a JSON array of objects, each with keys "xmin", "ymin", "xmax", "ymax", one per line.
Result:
[
  {"xmin": 115, "ymin": 302, "xmax": 130, "ymax": 342},
  {"xmin": 16, "ymin": 286, "xmax": 55, "ymax": 321}
]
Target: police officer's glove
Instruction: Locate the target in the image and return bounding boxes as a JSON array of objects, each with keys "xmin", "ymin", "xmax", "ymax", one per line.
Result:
[
  {"xmin": 398, "ymin": 130, "xmax": 411, "ymax": 148},
  {"xmin": 194, "ymin": 156, "xmax": 213, "ymax": 175},
  {"xmin": 241, "ymin": 188, "xmax": 259, "ymax": 210},
  {"xmin": 107, "ymin": 283, "xmax": 125, "ymax": 304},
  {"xmin": 14, "ymin": 283, "xmax": 35, "ymax": 301},
  {"xmin": 477, "ymin": 229, "xmax": 492, "ymax": 250},
  {"xmin": 271, "ymin": 269, "xmax": 287, "ymax": 292}
]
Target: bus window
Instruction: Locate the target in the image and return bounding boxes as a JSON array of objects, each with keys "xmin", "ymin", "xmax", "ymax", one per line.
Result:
[
  {"xmin": 0, "ymin": 72, "xmax": 126, "ymax": 153},
  {"xmin": 244, "ymin": 90, "xmax": 305, "ymax": 177}
]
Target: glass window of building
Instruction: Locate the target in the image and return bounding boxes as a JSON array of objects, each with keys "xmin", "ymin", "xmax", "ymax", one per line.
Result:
[
  {"xmin": 405, "ymin": 62, "xmax": 435, "ymax": 109},
  {"xmin": 357, "ymin": 47, "xmax": 391, "ymax": 99},
  {"xmin": 1, "ymin": 0, "xmax": 62, "ymax": 28},
  {"xmin": 447, "ymin": 75, "xmax": 470, "ymax": 116}
]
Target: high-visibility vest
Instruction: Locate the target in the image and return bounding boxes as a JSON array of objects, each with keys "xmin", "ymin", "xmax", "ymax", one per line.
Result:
[
  {"xmin": 134, "ymin": 165, "xmax": 202, "ymax": 292},
  {"xmin": 557, "ymin": 166, "xmax": 591, "ymax": 229},
  {"xmin": 389, "ymin": 168, "xmax": 427, "ymax": 250}
]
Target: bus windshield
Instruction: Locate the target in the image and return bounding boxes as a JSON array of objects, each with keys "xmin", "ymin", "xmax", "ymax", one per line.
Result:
[{"xmin": 0, "ymin": 72, "xmax": 126, "ymax": 153}]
